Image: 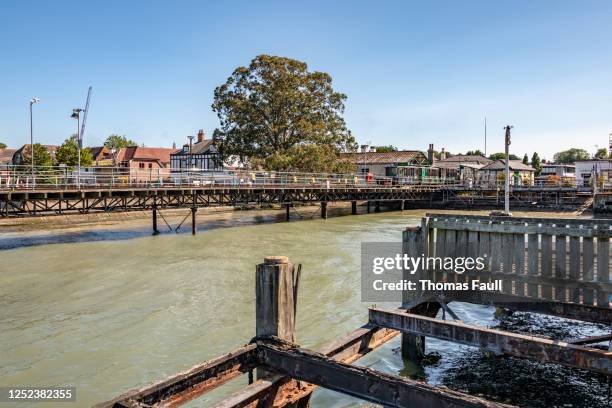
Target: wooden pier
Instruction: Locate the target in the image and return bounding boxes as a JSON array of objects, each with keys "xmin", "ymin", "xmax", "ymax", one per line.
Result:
[{"xmin": 96, "ymin": 214, "xmax": 610, "ymax": 408}]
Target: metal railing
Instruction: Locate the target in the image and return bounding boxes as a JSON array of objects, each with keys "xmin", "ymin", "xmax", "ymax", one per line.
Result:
[{"xmin": 0, "ymin": 165, "xmax": 442, "ymax": 191}]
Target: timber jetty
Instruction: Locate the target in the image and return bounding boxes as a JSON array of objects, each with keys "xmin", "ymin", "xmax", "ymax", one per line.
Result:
[{"xmin": 96, "ymin": 214, "xmax": 611, "ymax": 407}]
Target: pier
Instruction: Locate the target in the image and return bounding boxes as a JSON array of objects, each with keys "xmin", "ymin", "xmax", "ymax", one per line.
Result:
[{"xmin": 96, "ymin": 214, "xmax": 611, "ymax": 407}]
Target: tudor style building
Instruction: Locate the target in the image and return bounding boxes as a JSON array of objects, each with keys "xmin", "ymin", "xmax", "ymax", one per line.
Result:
[{"xmin": 170, "ymin": 130, "xmax": 223, "ymax": 172}]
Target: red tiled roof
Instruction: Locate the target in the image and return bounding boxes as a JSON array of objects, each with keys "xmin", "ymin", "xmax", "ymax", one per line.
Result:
[
  {"xmin": 0, "ymin": 148, "xmax": 16, "ymax": 165},
  {"xmin": 117, "ymin": 146, "xmax": 177, "ymax": 165}
]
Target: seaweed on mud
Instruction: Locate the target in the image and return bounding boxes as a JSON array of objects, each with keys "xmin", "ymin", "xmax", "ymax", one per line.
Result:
[{"xmin": 440, "ymin": 312, "xmax": 611, "ymax": 408}]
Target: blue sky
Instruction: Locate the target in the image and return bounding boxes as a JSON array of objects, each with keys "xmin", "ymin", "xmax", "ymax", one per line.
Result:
[{"xmin": 1, "ymin": 0, "xmax": 611, "ymax": 159}]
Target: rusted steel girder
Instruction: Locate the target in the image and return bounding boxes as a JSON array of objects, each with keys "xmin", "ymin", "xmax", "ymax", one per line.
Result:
[
  {"xmin": 209, "ymin": 325, "xmax": 398, "ymax": 408},
  {"xmin": 255, "ymin": 339, "xmax": 514, "ymax": 408},
  {"xmin": 369, "ymin": 307, "xmax": 612, "ymax": 375},
  {"xmin": 94, "ymin": 344, "xmax": 258, "ymax": 408}
]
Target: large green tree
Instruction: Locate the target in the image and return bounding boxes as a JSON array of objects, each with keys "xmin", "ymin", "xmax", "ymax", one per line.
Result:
[
  {"xmin": 465, "ymin": 149, "xmax": 484, "ymax": 156},
  {"xmin": 212, "ymin": 55, "xmax": 357, "ymax": 170},
  {"xmin": 594, "ymin": 148, "xmax": 609, "ymax": 159},
  {"xmin": 22, "ymin": 143, "xmax": 53, "ymax": 168},
  {"xmin": 553, "ymin": 148, "xmax": 590, "ymax": 164},
  {"xmin": 0, "ymin": 142, "xmax": 6, "ymax": 149},
  {"xmin": 104, "ymin": 134, "xmax": 137, "ymax": 149},
  {"xmin": 522, "ymin": 153, "xmax": 529, "ymax": 165},
  {"xmin": 55, "ymin": 135, "xmax": 93, "ymax": 167}
]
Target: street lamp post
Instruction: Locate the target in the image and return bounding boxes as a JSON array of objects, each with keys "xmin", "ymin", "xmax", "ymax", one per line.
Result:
[
  {"xmin": 504, "ymin": 125, "xmax": 513, "ymax": 215},
  {"xmin": 71, "ymin": 108, "xmax": 83, "ymax": 188},
  {"xmin": 29, "ymin": 98, "xmax": 40, "ymax": 187}
]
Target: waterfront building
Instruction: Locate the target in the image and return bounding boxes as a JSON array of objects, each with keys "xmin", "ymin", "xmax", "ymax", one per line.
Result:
[
  {"xmin": 537, "ymin": 163, "xmax": 576, "ymax": 186},
  {"xmin": 116, "ymin": 146, "xmax": 175, "ymax": 182},
  {"xmin": 477, "ymin": 160, "xmax": 535, "ymax": 187},
  {"xmin": 433, "ymin": 154, "xmax": 492, "ymax": 185},
  {"xmin": 575, "ymin": 159, "xmax": 612, "ymax": 187},
  {"xmin": 342, "ymin": 149, "xmax": 430, "ymax": 177},
  {"xmin": 11, "ymin": 144, "xmax": 58, "ymax": 165},
  {"xmin": 170, "ymin": 130, "xmax": 223, "ymax": 172}
]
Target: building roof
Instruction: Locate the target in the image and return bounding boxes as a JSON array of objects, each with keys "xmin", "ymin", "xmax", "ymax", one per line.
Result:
[
  {"xmin": 171, "ymin": 139, "xmax": 216, "ymax": 156},
  {"xmin": 480, "ymin": 159, "xmax": 535, "ymax": 172},
  {"xmin": 117, "ymin": 146, "xmax": 176, "ymax": 165},
  {"xmin": 0, "ymin": 148, "xmax": 16, "ymax": 165},
  {"xmin": 342, "ymin": 150, "xmax": 429, "ymax": 165},
  {"xmin": 437, "ymin": 154, "xmax": 492, "ymax": 165},
  {"xmin": 88, "ymin": 146, "xmax": 109, "ymax": 160}
]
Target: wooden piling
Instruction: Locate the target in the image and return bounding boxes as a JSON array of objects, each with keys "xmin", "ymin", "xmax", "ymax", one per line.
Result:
[
  {"xmin": 367, "ymin": 201, "xmax": 371, "ymax": 213},
  {"xmin": 351, "ymin": 201, "xmax": 357, "ymax": 215},
  {"xmin": 191, "ymin": 194, "xmax": 197, "ymax": 235},
  {"xmin": 321, "ymin": 201, "xmax": 327, "ymax": 219},
  {"xmin": 285, "ymin": 204, "xmax": 290, "ymax": 222},
  {"xmin": 152, "ymin": 199, "xmax": 159, "ymax": 235},
  {"xmin": 256, "ymin": 256, "xmax": 296, "ymax": 342},
  {"xmin": 375, "ymin": 201, "xmax": 381, "ymax": 213}
]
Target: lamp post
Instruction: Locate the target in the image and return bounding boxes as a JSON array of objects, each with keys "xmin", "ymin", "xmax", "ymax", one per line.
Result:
[
  {"xmin": 29, "ymin": 98, "xmax": 40, "ymax": 187},
  {"xmin": 71, "ymin": 108, "xmax": 84, "ymax": 188},
  {"xmin": 503, "ymin": 125, "xmax": 513, "ymax": 215}
]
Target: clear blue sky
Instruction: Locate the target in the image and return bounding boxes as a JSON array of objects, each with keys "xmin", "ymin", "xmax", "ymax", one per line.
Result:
[{"xmin": 1, "ymin": 0, "xmax": 611, "ymax": 159}]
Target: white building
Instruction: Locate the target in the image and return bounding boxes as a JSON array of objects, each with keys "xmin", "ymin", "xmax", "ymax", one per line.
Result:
[{"xmin": 575, "ymin": 159, "xmax": 612, "ymax": 187}]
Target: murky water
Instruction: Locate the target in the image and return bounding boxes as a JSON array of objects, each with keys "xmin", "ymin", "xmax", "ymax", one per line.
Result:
[{"xmin": 0, "ymin": 210, "xmax": 608, "ymax": 407}]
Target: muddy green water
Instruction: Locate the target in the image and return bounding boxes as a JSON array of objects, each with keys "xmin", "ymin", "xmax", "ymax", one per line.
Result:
[{"xmin": 0, "ymin": 210, "xmax": 605, "ymax": 407}]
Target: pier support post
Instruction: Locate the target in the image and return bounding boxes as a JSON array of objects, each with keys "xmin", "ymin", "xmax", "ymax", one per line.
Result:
[
  {"xmin": 285, "ymin": 204, "xmax": 291, "ymax": 222},
  {"xmin": 401, "ymin": 222, "xmax": 440, "ymax": 362},
  {"xmin": 375, "ymin": 201, "xmax": 381, "ymax": 213},
  {"xmin": 367, "ymin": 201, "xmax": 371, "ymax": 213},
  {"xmin": 256, "ymin": 256, "xmax": 297, "ymax": 378},
  {"xmin": 152, "ymin": 199, "xmax": 159, "ymax": 235},
  {"xmin": 401, "ymin": 200, "xmax": 405, "ymax": 211},
  {"xmin": 321, "ymin": 201, "xmax": 328, "ymax": 219},
  {"xmin": 191, "ymin": 194, "xmax": 197, "ymax": 235},
  {"xmin": 351, "ymin": 200, "xmax": 357, "ymax": 215}
]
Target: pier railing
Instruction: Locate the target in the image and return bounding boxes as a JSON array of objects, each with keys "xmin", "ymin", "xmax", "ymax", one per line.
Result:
[
  {"xmin": 97, "ymin": 215, "xmax": 610, "ymax": 408},
  {"xmin": 0, "ymin": 165, "xmax": 460, "ymax": 191}
]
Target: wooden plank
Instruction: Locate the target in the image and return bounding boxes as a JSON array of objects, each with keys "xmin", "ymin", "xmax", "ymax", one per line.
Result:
[
  {"xmin": 569, "ymin": 236, "xmax": 581, "ymax": 303},
  {"xmin": 429, "ymin": 219, "xmax": 612, "ymax": 238},
  {"xmin": 427, "ymin": 213, "xmax": 611, "ymax": 228},
  {"xmin": 490, "ymin": 232, "xmax": 502, "ymax": 274},
  {"xmin": 257, "ymin": 340, "xmax": 513, "ymax": 408},
  {"xmin": 527, "ymin": 233, "xmax": 539, "ymax": 298},
  {"xmin": 501, "ymin": 232, "xmax": 514, "ymax": 295},
  {"xmin": 540, "ymin": 234, "xmax": 553, "ymax": 299},
  {"xmin": 369, "ymin": 308, "xmax": 612, "ymax": 375},
  {"xmin": 435, "ymin": 228, "xmax": 446, "ymax": 283},
  {"xmin": 93, "ymin": 344, "xmax": 259, "ymax": 408},
  {"xmin": 513, "ymin": 233, "xmax": 526, "ymax": 296},
  {"xmin": 554, "ymin": 234, "xmax": 568, "ymax": 302},
  {"xmin": 456, "ymin": 229, "xmax": 469, "ymax": 284},
  {"xmin": 583, "ymin": 237, "xmax": 595, "ymax": 305},
  {"xmin": 596, "ymin": 237, "xmax": 610, "ymax": 308}
]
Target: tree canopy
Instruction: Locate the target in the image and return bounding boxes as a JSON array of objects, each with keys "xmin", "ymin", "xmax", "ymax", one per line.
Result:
[
  {"xmin": 104, "ymin": 134, "xmax": 137, "ymax": 149},
  {"xmin": 0, "ymin": 142, "xmax": 6, "ymax": 149},
  {"xmin": 465, "ymin": 149, "xmax": 484, "ymax": 156},
  {"xmin": 594, "ymin": 148, "xmax": 609, "ymax": 159},
  {"xmin": 531, "ymin": 152, "xmax": 542, "ymax": 176},
  {"xmin": 488, "ymin": 152, "xmax": 519, "ymax": 161},
  {"xmin": 55, "ymin": 135, "xmax": 93, "ymax": 167},
  {"xmin": 553, "ymin": 148, "xmax": 590, "ymax": 164},
  {"xmin": 212, "ymin": 55, "xmax": 357, "ymax": 171},
  {"xmin": 522, "ymin": 153, "xmax": 529, "ymax": 165},
  {"xmin": 22, "ymin": 144, "xmax": 53, "ymax": 168},
  {"xmin": 373, "ymin": 145, "xmax": 398, "ymax": 153}
]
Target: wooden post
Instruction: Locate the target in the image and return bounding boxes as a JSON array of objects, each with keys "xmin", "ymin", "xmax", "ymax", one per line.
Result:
[
  {"xmin": 367, "ymin": 201, "xmax": 371, "ymax": 213},
  {"xmin": 256, "ymin": 256, "xmax": 296, "ymax": 342},
  {"xmin": 400, "ymin": 200, "xmax": 405, "ymax": 211},
  {"xmin": 351, "ymin": 200, "xmax": 357, "ymax": 215},
  {"xmin": 256, "ymin": 256, "xmax": 297, "ymax": 379},
  {"xmin": 401, "ymin": 220, "xmax": 439, "ymax": 362},
  {"xmin": 375, "ymin": 201, "xmax": 381, "ymax": 212},
  {"xmin": 152, "ymin": 199, "xmax": 159, "ymax": 235},
  {"xmin": 191, "ymin": 194, "xmax": 197, "ymax": 235},
  {"xmin": 285, "ymin": 204, "xmax": 290, "ymax": 222},
  {"xmin": 321, "ymin": 201, "xmax": 327, "ymax": 219}
]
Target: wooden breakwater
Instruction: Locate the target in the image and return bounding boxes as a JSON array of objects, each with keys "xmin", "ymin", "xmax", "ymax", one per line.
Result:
[{"xmin": 96, "ymin": 214, "xmax": 611, "ymax": 408}]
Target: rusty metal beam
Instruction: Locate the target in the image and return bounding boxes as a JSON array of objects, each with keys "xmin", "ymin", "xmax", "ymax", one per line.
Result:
[
  {"xmin": 369, "ymin": 307, "xmax": 611, "ymax": 375},
  {"xmin": 209, "ymin": 325, "xmax": 398, "ymax": 408},
  {"xmin": 448, "ymin": 291, "xmax": 612, "ymax": 324},
  {"xmin": 94, "ymin": 344, "xmax": 258, "ymax": 408},
  {"xmin": 568, "ymin": 333, "xmax": 612, "ymax": 345},
  {"xmin": 256, "ymin": 339, "xmax": 513, "ymax": 408}
]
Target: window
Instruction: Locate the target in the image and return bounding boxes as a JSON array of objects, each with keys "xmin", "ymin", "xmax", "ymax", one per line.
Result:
[
  {"xmin": 148, "ymin": 163, "xmax": 153, "ymax": 169},
  {"xmin": 139, "ymin": 163, "xmax": 145, "ymax": 169}
]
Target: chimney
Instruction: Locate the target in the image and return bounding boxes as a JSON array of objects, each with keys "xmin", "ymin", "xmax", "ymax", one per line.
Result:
[
  {"xmin": 427, "ymin": 143, "xmax": 435, "ymax": 164},
  {"xmin": 172, "ymin": 142, "xmax": 176, "ymax": 149},
  {"xmin": 440, "ymin": 147, "xmax": 447, "ymax": 160},
  {"xmin": 197, "ymin": 129, "xmax": 205, "ymax": 143}
]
